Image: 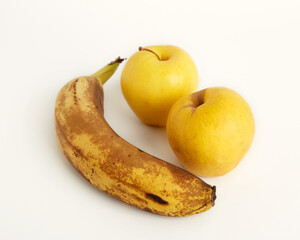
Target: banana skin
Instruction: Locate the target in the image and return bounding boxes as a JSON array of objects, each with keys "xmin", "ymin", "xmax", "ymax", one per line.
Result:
[{"xmin": 55, "ymin": 58, "xmax": 216, "ymax": 217}]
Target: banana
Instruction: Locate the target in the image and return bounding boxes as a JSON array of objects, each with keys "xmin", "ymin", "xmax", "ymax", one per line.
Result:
[{"xmin": 55, "ymin": 57, "xmax": 216, "ymax": 217}]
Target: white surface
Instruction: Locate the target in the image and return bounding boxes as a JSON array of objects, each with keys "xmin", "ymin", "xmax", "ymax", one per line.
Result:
[{"xmin": 1, "ymin": 0, "xmax": 300, "ymax": 239}]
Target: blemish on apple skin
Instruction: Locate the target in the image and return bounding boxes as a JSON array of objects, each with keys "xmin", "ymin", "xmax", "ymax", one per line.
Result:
[{"xmin": 182, "ymin": 104, "xmax": 198, "ymax": 115}]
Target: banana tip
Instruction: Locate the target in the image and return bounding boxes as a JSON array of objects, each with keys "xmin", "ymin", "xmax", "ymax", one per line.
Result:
[{"xmin": 212, "ymin": 186, "xmax": 217, "ymax": 205}]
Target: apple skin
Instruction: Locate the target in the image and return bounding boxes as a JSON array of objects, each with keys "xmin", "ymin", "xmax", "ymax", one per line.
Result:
[
  {"xmin": 121, "ymin": 45, "xmax": 199, "ymax": 127},
  {"xmin": 166, "ymin": 87, "xmax": 255, "ymax": 177}
]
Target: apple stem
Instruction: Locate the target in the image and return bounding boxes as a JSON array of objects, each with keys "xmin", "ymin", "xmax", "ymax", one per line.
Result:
[{"xmin": 139, "ymin": 46, "xmax": 161, "ymax": 60}]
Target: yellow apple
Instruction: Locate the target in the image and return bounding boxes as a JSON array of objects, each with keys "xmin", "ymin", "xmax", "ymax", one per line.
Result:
[
  {"xmin": 166, "ymin": 87, "xmax": 255, "ymax": 177},
  {"xmin": 121, "ymin": 45, "xmax": 199, "ymax": 127}
]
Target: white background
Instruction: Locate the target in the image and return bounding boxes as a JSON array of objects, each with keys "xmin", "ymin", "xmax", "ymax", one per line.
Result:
[{"xmin": 1, "ymin": 0, "xmax": 300, "ymax": 239}]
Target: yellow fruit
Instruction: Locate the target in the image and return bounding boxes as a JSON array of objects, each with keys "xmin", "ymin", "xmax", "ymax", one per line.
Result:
[
  {"xmin": 55, "ymin": 58, "xmax": 216, "ymax": 217},
  {"xmin": 166, "ymin": 87, "xmax": 255, "ymax": 177},
  {"xmin": 121, "ymin": 45, "xmax": 199, "ymax": 127}
]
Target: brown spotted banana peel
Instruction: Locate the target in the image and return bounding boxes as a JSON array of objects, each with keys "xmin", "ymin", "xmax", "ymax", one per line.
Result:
[{"xmin": 55, "ymin": 57, "xmax": 216, "ymax": 217}]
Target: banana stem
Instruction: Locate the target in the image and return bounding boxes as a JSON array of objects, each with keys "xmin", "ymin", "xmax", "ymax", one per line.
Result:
[
  {"xmin": 90, "ymin": 57, "xmax": 125, "ymax": 85},
  {"xmin": 109, "ymin": 56, "xmax": 126, "ymax": 65}
]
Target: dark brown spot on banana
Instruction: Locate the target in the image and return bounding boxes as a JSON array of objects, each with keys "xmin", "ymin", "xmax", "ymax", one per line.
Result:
[
  {"xmin": 72, "ymin": 78, "xmax": 79, "ymax": 104},
  {"xmin": 146, "ymin": 193, "xmax": 168, "ymax": 205}
]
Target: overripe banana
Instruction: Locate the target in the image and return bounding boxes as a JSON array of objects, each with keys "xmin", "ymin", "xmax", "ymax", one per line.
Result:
[{"xmin": 55, "ymin": 57, "xmax": 216, "ymax": 217}]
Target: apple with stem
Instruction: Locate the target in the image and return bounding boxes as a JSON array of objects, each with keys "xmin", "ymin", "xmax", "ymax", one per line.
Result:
[{"xmin": 121, "ymin": 45, "xmax": 199, "ymax": 127}]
